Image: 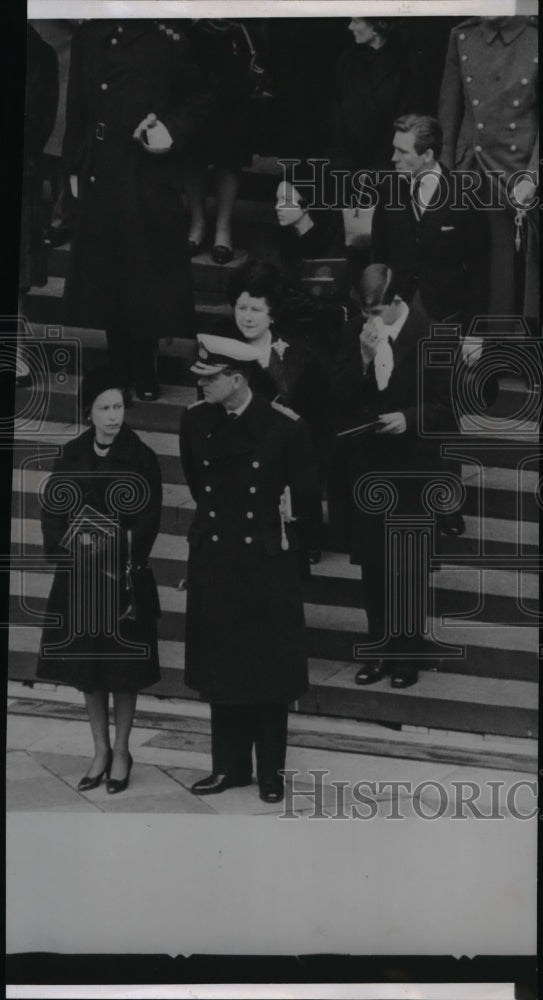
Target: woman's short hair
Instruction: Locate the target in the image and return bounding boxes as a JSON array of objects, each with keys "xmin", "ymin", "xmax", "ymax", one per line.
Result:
[
  {"xmin": 364, "ymin": 18, "xmax": 399, "ymax": 41},
  {"xmin": 227, "ymin": 259, "xmax": 285, "ymax": 319}
]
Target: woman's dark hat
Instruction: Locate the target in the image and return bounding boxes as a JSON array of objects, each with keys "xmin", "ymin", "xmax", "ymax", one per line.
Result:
[{"xmin": 79, "ymin": 366, "xmax": 127, "ymax": 415}]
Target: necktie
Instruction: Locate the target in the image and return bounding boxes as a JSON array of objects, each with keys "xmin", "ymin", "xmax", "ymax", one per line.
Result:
[{"xmin": 411, "ymin": 177, "xmax": 423, "ymax": 221}]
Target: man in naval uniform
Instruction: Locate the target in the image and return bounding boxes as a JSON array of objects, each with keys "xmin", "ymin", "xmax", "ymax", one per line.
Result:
[
  {"xmin": 179, "ymin": 335, "xmax": 318, "ymax": 803},
  {"xmin": 438, "ymin": 15, "xmax": 539, "ymax": 327}
]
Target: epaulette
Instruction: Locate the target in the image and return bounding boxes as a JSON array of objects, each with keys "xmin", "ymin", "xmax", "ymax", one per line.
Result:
[
  {"xmin": 188, "ymin": 399, "xmax": 206, "ymax": 410},
  {"xmin": 454, "ymin": 18, "xmax": 481, "ymax": 29},
  {"xmin": 272, "ymin": 401, "xmax": 300, "ymax": 421}
]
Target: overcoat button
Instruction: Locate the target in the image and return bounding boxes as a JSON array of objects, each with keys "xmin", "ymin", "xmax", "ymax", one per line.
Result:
[
  {"xmin": 472, "ymin": 99, "xmax": 479, "ymax": 106},
  {"xmin": 513, "ymin": 100, "xmax": 520, "ymax": 107},
  {"xmin": 459, "ymin": 33, "xmax": 466, "ymax": 40},
  {"xmin": 246, "ymin": 512, "xmax": 254, "ymax": 519},
  {"xmin": 111, "ymin": 38, "xmax": 118, "ymax": 46},
  {"xmin": 252, "ymin": 461, "xmax": 259, "ymax": 469},
  {"xmin": 249, "ymin": 486, "xmax": 256, "ymax": 494},
  {"xmin": 476, "ymin": 123, "xmax": 484, "ymax": 130},
  {"xmin": 209, "ymin": 511, "xmax": 216, "ymax": 518},
  {"xmin": 212, "ymin": 535, "xmax": 218, "ymax": 542},
  {"xmin": 475, "ymin": 145, "xmax": 482, "ymax": 152},
  {"xmin": 245, "ymin": 537, "xmax": 253, "ymax": 544},
  {"xmin": 204, "ymin": 485, "xmax": 211, "ymax": 492},
  {"xmin": 90, "ymin": 176, "xmax": 96, "ymax": 182},
  {"xmin": 521, "ymin": 78, "xmax": 528, "ymax": 85},
  {"xmin": 461, "ymin": 55, "xmax": 467, "ymax": 62},
  {"xmin": 510, "ymin": 145, "xmax": 518, "ymax": 152},
  {"xmin": 117, "ymin": 25, "xmax": 123, "ymax": 32},
  {"xmin": 203, "ymin": 460, "xmax": 210, "ymax": 466},
  {"xmin": 101, "ymin": 83, "xmax": 108, "ymax": 91},
  {"xmin": 466, "ymin": 76, "xmax": 473, "ymax": 83},
  {"xmin": 509, "ymin": 123, "xmax": 517, "ymax": 130}
]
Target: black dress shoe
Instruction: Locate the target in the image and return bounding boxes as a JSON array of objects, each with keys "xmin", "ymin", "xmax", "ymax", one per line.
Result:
[
  {"xmin": 107, "ymin": 753, "xmax": 133, "ymax": 794},
  {"xmin": 308, "ymin": 548, "xmax": 322, "ymax": 565},
  {"xmin": 188, "ymin": 238, "xmax": 205, "ymax": 257},
  {"xmin": 191, "ymin": 773, "xmax": 252, "ymax": 795},
  {"xmin": 439, "ymin": 512, "xmax": 466, "ymax": 536},
  {"xmin": 212, "ymin": 244, "xmax": 234, "ymax": 265},
  {"xmin": 78, "ymin": 749, "xmax": 112, "ymax": 792},
  {"xmin": 259, "ymin": 779, "xmax": 285, "ymax": 804},
  {"xmin": 390, "ymin": 666, "xmax": 419, "ymax": 689},
  {"xmin": 355, "ymin": 660, "xmax": 387, "ymax": 685}
]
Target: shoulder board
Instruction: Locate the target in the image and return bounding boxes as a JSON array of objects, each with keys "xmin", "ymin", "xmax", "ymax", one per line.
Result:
[
  {"xmin": 271, "ymin": 401, "xmax": 300, "ymax": 421},
  {"xmin": 188, "ymin": 399, "xmax": 206, "ymax": 410},
  {"xmin": 454, "ymin": 18, "xmax": 481, "ymax": 29}
]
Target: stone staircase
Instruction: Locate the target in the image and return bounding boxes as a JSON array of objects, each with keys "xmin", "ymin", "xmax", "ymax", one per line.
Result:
[{"xmin": 8, "ymin": 159, "xmax": 539, "ymax": 761}]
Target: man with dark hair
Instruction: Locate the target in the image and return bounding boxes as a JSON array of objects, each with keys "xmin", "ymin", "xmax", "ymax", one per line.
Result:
[
  {"xmin": 330, "ymin": 264, "xmax": 450, "ymax": 689},
  {"xmin": 179, "ymin": 334, "xmax": 318, "ymax": 803},
  {"xmin": 372, "ymin": 113, "xmax": 489, "ymax": 326}
]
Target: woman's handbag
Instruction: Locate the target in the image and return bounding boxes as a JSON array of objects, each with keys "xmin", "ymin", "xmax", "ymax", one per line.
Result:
[
  {"xmin": 120, "ymin": 529, "xmax": 161, "ymax": 623},
  {"xmin": 341, "ymin": 205, "xmax": 375, "ymax": 248}
]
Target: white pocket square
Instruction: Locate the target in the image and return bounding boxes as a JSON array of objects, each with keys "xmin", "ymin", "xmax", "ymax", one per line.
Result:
[{"xmin": 441, "ymin": 225, "xmax": 455, "ymax": 231}]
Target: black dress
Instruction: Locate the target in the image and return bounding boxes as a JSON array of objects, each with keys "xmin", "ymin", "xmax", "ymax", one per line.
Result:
[{"xmin": 37, "ymin": 424, "xmax": 162, "ymax": 693}]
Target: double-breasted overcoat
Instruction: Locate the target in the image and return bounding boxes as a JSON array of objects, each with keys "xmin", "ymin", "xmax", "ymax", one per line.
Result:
[
  {"xmin": 61, "ymin": 20, "xmax": 214, "ymax": 340},
  {"xmin": 37, "ymin": 423, "xmax": 162, "ymax": 692},
  {"xmin": 179, "ymin": 393, "xmax": 318, "ymax": 705}
]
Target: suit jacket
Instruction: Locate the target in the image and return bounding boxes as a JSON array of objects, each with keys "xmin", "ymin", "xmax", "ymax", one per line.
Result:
[
  {"xmin": 371, "ymin": 165, "xmax": 489, "ymax": 323},
  {"xmin": 329, "ymin": 305, "xmax": 450, "ymax": 561},
  {"xmin": 438, "ymin": 16, "xmax": 539, "ymax": 186}
]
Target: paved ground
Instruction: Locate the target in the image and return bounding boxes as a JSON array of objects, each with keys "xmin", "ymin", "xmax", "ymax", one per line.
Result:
[{"xmin": 7, "ymin": 683, "xmax": 536, "ymax": 818}]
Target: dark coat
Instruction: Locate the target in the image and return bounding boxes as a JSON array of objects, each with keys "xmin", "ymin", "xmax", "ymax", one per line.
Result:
[
  {"xmin": 329, "ymin": 305, "xmax": 449, "ymax": 562},
  {"xmin": 371, "ymin": 166, "xmax": 489, "ymax": 323},
  {"xmin": 331, "ymin": 40, "xmax": 423, "ymax": 172},
  {"xmin": 37, "ymin": 423, "xmax": 162, "ymax": 692},
  {"xmin": 19, "ymin": 26, "xmax": 59, "ymax": 291},
  {"xmin": 179, "ymin": 394, "xmax": 319, "ymax": 704},
  {"xmin": 61, "ymin": 20, "xmax": 214, "ymax": 340}
]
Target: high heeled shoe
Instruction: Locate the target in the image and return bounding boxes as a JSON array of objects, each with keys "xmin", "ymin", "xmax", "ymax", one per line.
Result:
[
  {"xmin": 107, "ymin": 753, "xmax": 133, "ymax": 795},
  {"xmin": 77, "ymin": 749, "xmax": 112, "ymax": 792}
]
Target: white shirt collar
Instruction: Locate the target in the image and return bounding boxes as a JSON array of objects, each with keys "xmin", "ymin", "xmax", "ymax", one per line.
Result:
[
  {"xmin": 411, "ymin": 163, "xmax": 442, "ymax": 212},
  {"xmin": 383, "ymin": 301, "xmax": 409, "ymax": 342},
  {"xmin": 228, "ymin": 388, "xmax": 253, "ymax": 418}
]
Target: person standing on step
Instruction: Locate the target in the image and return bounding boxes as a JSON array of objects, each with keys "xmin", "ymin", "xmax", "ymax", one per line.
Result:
[
  {"xmin": 179, "ymin": 334, "xmax": 318, "ymax": 803},
  {"xmin": 61, "ymin": 20, "xmax": 213, "ymax": 401},
  {"xmin": 37, "ymin": 366, "xmax": 162, "ymax": 794},
  {"xmin": 181, "ymin": 19, "xmax": 254, "ymax": 264},
  {"xmin": 371, "ymin": 113, "xmax": 491, "ymax": 536},
  {"xmin": 330, "ymin": 264, "xmax": 450, "ymax": 690}
]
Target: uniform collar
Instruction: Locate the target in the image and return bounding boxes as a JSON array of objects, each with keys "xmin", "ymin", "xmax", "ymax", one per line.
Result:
[{"xmin": 480, "ymin": 16, "xmax": 531, "ymax": 45}]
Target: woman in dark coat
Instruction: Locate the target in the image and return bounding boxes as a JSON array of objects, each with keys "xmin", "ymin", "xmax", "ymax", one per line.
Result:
[
  {"xmin": 331, "ymin": 18, "xmax": 422, "ymax": 175},
  {"xmin": 221, "ymin": 259, "xmax": 329, "ymax": 562},
  {"xmin": 181, "ymin": 19, "xmax": 254, "ymax": 263},
  {"xmin": 61, "ymin": 20, "xmax": 213, "ymax": 400},
  {"xmin": 37, "ymin": 367, "xmax": 162, "ymax": 793}
]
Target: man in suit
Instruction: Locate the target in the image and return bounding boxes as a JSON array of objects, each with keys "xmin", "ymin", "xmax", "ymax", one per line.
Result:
[
  {"xmin": 438, "ymin": 15, "xmax": 538, "ymax": 327},
  {"xmin": 372, "ymin": 113, "xmax": 489, "ymax": 326},
  {"xmin": 372, "ymin": 113, "xmax": 491, "ymax": 536},
  {"xmin": 330, "ymin": 264, "xmax": 450, "ymax": 689},
  {"xmin": 179, "ymin": 335, "xmax": 318, "ymax": 803}
]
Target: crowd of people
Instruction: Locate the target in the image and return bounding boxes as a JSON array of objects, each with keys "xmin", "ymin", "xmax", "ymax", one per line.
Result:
[{"xmin": 23, "ymin": 16, "xmax": 539, "ymax": 804}]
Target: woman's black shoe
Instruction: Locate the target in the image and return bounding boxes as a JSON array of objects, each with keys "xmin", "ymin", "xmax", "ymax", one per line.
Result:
[
  {"xmin": 390, "ymin": 665, "xmax": 419, "ymax": 689},
  {"xmin": 78, "ymin": 749, "xmax": 112, "ymax": 791},
  {"xmin": 107, "ymin": 753, "xmax": 133, "ymax": 795},
  {"xmin": 355, "ymin": 660, "xmax": 387, "ymax": 685},
  {"xmin": 439, "ymin": 512, "xmax": 466, "ymax": 536},
  {"xmin": 308, "ymin": 549, "xmax": 322, "ymax": 565},
  {"xmin": 136, "ymin": 380, "xmax": 160, "ymax": 402}
]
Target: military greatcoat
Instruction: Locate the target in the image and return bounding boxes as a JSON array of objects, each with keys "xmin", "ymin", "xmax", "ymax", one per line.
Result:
[
  {"xmin": 179, "ymin": 394, "xmax": 318, "ymax": 705},
  {"xmin": 61, "ymin": 20, "xmax": 213, "ymax": 341}
]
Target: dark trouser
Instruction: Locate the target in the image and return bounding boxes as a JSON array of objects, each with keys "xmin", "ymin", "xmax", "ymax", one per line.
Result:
[
  {"xmin": 106, "ymin": 328, "xmax": 157, "ymax": 386},
  {"xmin": 210, "ymin": 703, "xmax": 289, "ymax": 783},
  {"xmin": 360, "ymin": 560, "xmax": 429, "ymax": 671}
]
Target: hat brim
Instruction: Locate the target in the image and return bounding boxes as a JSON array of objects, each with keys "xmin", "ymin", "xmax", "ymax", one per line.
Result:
[{"xmin": 190, "ymin": 360, "xmax": 228, "ymax": 376}]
